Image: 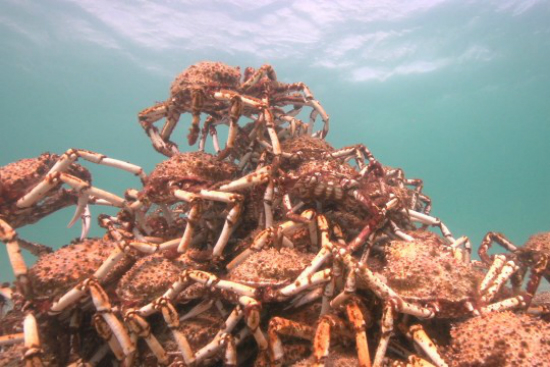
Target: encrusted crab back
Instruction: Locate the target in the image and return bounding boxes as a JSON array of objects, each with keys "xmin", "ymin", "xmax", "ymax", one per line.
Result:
[
  {"xmin": 523, "ymin": 231, "xmax": 550, "ymax": 253},
  {"xmin": 381, "ymin": 231, "xmax": 483, "ymax": 315},
  {"xmin": 280, "ymin": 135, "xmax": 335, "ymax": 169},
  {"xmin": 447, "ymin": 311, "xmax": 550, "ymax": 366},
  {"xmin": 170, "ymin": 61, "xmax": 241, "ymax": 96},
  {"xmin": 0, "ymin": 153, "xmax": 91, "ymax": 227},
  {"xmin": 28, "ymin": 238, "xmax": 135, "ymax": 301},
  {"xmin": 228, "ymin": 247, "xmax": 315, "ymax": 287},
  {"xmin": 143, "ymin": 152, "xmax": 238, "ymax": 203}
]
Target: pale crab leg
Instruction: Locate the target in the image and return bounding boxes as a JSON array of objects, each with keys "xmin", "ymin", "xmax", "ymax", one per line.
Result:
[
  {"xmin": 477, "ymin": 231, "xmax": 519, "ymax": 264},
  {"xmin": 330, "ymin": 270, "xmax": 356, "ymax": 308},
  {"xmin": 124, "ymin": 310, "xmax": 169, "ymax": 364},
  {"xmin": 88, "ymin": 280, "xmax": 135, "ymax": 357},
  {"xmin": 404, "ymin": 325, "xmax": 449, "ymax": 367},
  {"xmin": 177, "ymin": 202, "xmax": 201, "ymax": 253},
  {"xmin": 0, "ymin": 333, "xmax": 24, "ymax": 346},
  {"xmin": 16, "ymin": 149, "xmax": 146, "ymax": 209},
  {"xmin": 154, "ymin": 297, "xmax": 196, "ymax": 365},
  {"xmin": 67, "ymin": 196, "xmax": 92, "ymax": 240},
  {"xmin": 194, "ymin": 306, "xmax": 244, "ymax": 361},
  {"xmin": 405, "ymin": 210, "xmax": 456, "ymax": 243},
  {"xmin": 183, "ymin": 189, "xmax": 243, "ymax": 257},
  {"xmin": 321, "ymin": 277, "xmax": 335, "ymax": 315},
  {"xmin": 239, "ymin": 296, "xmax": 268, "ymax": 351},
  {"xmin": 373, "ymin": 303, "xmax": 395, "ymax": 367},
  {"xmin": 317, "ymin": 215, "xmax": 435, "ymax": 319},
  {"xmin": 218, "ymin": 165, "xmax": 272, "ymax": 192},
  {"xmin": 0, "ymin": 219, "xmax": 30, "ymax": 296},
  {"xmin": 268, "ymin": 317, "xmax": 314, "ymax": 366},
  {"xmin": 226, "ymin": 219, "xmax": 306, "ymax": 270},
  {"xmin": 346, "ymin": 300, "xmax": 372, "ymax": 367},
  {"xmin": 480, "ymin": 295, "xmax": 529, "ymax": 314},
  {"xmin": 139, "ymin": 101, "xmax": 180, "ymax": 155},
  {"xmin": 480, "ymin": 256, "xmax": 519, "ymax": 303},
  {"xmin": 92, "ymin": 314, "xmax": 125, "ymax": 361},
  {"xmin": 264, "ymin": 180, "xmax": 274, "ymax": 228},
  {"xmin": 219, "ymin": 95, "xmax": 243, "ymax": 157},
  {"xmin": 23, "ymin": 313, "xmax": 44, "ymax": 366}
]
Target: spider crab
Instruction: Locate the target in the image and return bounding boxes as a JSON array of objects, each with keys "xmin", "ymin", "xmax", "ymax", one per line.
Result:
[
  {"xmin": 138, "ymin": 61, "xmax": 329, "ymax": 158},
  {"xmin": 478, "ymin": 231, "xmax": 550, "ymax": 307}
]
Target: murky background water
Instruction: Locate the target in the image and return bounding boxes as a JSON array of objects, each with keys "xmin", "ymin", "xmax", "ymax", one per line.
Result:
[{"xmin": 1, "ymin": 0, "xmax": 549, "ymax": 285}]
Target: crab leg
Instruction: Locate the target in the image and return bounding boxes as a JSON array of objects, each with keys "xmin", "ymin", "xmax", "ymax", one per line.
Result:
[
  {"xmin": 139, "ymin": 101, "xmax": 180, "ymax": 156},
  {"xmin": 23, "ymin": 313, "xmax": 43, "ymax": 367},
  {"xmin": 479, "ymin": 256, "xmax": 519, "ymax": 303},
  {"xmin": 373, "ymin": 303, "xmax": 395, "ymax": 367},
  {"xmin": 195, "ymin": 306, "xmax": 244, "ymax": 361},
  {"xmin": 88, "ymin": 280, "xmax": 134, "ymax": 357},
  {"xmin": 92, "ymin": 314, "xmax": 125, "ymax": 361},
  {"xmin": 0, "ymin": 219, "xmax": 30, "ymax": 296},
  {"xmin": 346, "ymin": 300, "xmax": 372, "ymax": 367},
  {"xmin": 17, "ymin": 149, "xmax": 145, "ymax": 209},
  {"xmin": 172, "ymin": 188, "xmax": 243, "ymax": 257},
  {"xmin": 268, "ymin": 317, "xmax": 314, "ymax": 366},
  {"xmin": 219, "ymin": 95, "xmax": 243, "ymax": 158},
  {"xmin": 404, "ymin": 325, "xmax": 448, "ymax": 367},
  {"xmin": 124, "ymin": 310, "xmax": 169, "ymax": 364},
  {"xmin": 227, "ymin": 219, "xmax": 306, "ymax": 270},
  {"xmin": 317, "ymin": 215, "xmax": 434, "ymax": 319},
  {"xmin": 239, "ymin": 296, "xmax": 268, "ymax": 351},
  {"xmin": 406, "ymin": 210, "xmax": 455, "ymax": 243},
  {"xmin": 478, "ymin": 232, "xmax": 518, "ymax": 264},
  {"xmin": 0, "ymin": 333, "xmax": 24, "ymax": 346}
]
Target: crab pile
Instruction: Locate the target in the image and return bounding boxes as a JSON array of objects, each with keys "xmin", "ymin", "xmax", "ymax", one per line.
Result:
[{"xmin": 1, "ymin": 61, "xmax": 549, "ymax": 367}]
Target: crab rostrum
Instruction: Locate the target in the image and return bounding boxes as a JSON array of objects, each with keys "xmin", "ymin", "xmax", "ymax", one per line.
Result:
[{"xmin": 138, "ymin": 61, "xmax": 329, "ymax": 158}]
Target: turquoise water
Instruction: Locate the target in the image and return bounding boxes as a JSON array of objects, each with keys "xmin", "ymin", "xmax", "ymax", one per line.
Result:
[{"xmin": 1, "ymin": 0, "xmax": 549, "ymax": 284}]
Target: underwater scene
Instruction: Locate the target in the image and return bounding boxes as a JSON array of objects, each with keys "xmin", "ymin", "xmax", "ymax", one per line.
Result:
[{"xmin": 1, "ymin": 0, "xmax": 550, "ymax": 366}]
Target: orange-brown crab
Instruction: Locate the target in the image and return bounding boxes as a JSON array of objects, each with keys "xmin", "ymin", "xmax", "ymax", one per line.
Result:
[
  {"xmin": 445, "ymin": 311, "xmax": 550, "ymax": 366},
  {"xmin": 478, "ymin": 231, "xmax": 550, "ymax": 307},
  {"xmin": 138, "ymin": 61, "xmax": 329, "ymax": 158}
]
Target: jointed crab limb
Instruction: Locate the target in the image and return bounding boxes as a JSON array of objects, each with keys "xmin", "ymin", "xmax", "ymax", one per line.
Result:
[
  {"xmin": 405, "ymin": 210, "xmax": 456, "ymax": 243},
  {"xmin": 88, "ymin": 280, "xmax": 135, "ymax": 357},
  {"xmin": 478, "ymin": 231, "xmax": 518, "ymax": 263},
  {"xmin": 16, "ymin": 149, "xmax": 145, "ymax": 209},
  {"xmin": 124, "ymin": 310, "xmax": 169, "ymax": 364},
  {"xmin": 373, "ymin": 303, "xmax": 394, "ymax": 367},
  {"xmin": 0, "ymin": 333, "xmax": 24, "ymax": 346},
  {"xmin": 0, "ymin": 218, "xmax": 31, "ymax": 295},
  {"xmin": 23, "ymin": 313, "xmax": 44, "ymax": 367},
  {"xmin": 268, "ymin": 317, "xmax": 314, "ymax": 365},
  {"xmin": 92, "ymin": 314, "xmax": 125, "ymax": 361},
  {"xmin": 402, "ymin": 325, "xmax": 448, "ymax": 367},
  {"xmin": 345, "ymin": 300, "xmax": 372, "ymax": 367},
  {"xmin": 172, "ymin": 188, "xmax": 243, "ymax": 257},
  {"xmin": 316, "ymin": 215, "xmax": 434, "ymax": 319}
]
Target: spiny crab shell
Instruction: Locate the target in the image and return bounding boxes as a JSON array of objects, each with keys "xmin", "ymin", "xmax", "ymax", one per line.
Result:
[
  {"xmin": 141, "ymin": 151, "xmax": 238, "ymax": 204},
  {"xmin": 379, "ymin": 230, "xmax": 484, "ymax": 317},
  {"xmin": 116, "ymin": 250, "xmax": 210, "ymax": 307},
  {"xmin": 446, "ymin": 311, "xmax": 550, "ymax": 366},
  {"xmin": 227, "ymin": 247, "xmax": 315, "ymax": 288},
  {"xmin": 0, "ymin": 153, "xmax": 91, "ymax": 228},
  {"xmin": 28, "ymin": 238, "xmax": 135, "ymax": 308},
  {"xmin": 170, "ymin": 61, "xmax": 242, "ymax": 98},
  {"xmin": 523, "ymin": 231, "xmax": 550, "ymax": 254}
]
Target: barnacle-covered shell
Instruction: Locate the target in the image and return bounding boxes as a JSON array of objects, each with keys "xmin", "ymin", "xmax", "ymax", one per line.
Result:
[
  {"xmin": 447, "ymin": 311, "xmax": 550, "ymax": 366},
  {"xmin": 28, "ymin": 238, "xmax": 134, "ymax": 300}
]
